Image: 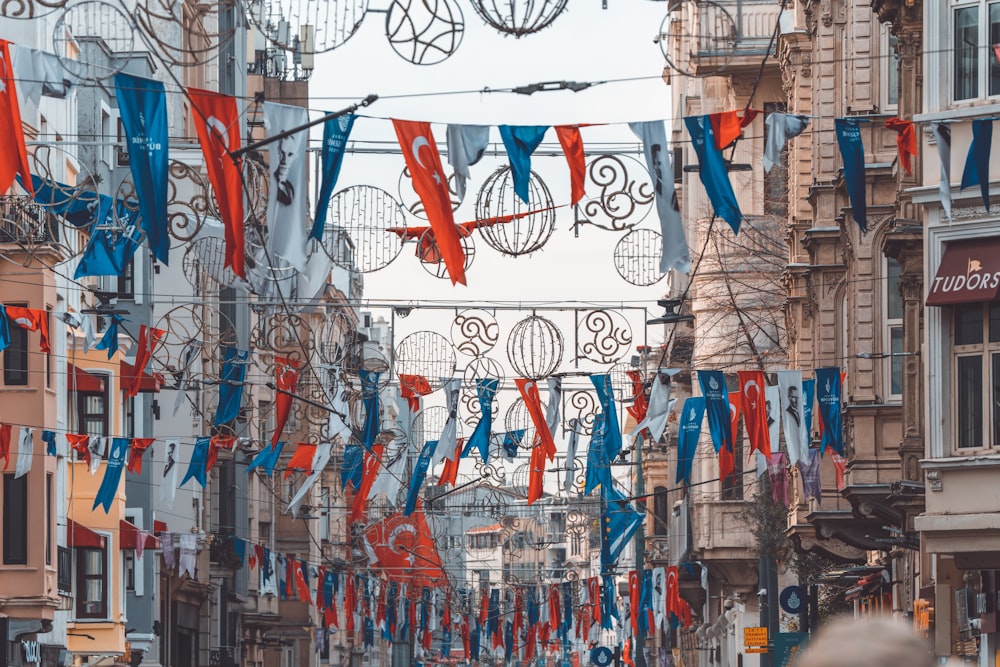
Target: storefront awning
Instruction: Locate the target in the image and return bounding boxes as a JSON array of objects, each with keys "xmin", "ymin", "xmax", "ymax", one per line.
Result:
[
  {"xmin": 119, "ymin": 361, "xmax": 165, "ymax": 393},
  {"xmin": 926, "ymin": 237, "xmax": 1000, "ymax": 306},
  {"xmin": 68, "ymin": 364, "xmax": 105, "ymax": 394},
  {"xmin": 66, "ymin": 519, "xmax": 105, "ymax": 549},
  {"xmin": 119, "ymin": 519, "xmax": 159, "ymax": 551}
]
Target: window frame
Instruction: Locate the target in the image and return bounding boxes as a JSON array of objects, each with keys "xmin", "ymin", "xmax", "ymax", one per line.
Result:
[
  {"xmin": 75, "ymin": 545, "xmax": 109, "ymax": 620},
  {"xmin": 3, "ymin": 302, "xmax": 29, "ymax": 386},
  {"xmin": 3, "ymin": 472, "xmax": 28, "ymax": 564},
  {"xmin": 885, "ymin": 256, "xmax": 904, "ymax": 401},
  {"xmin": 951, "ymin": 0, "xmax": 1000, "ymax": 102},
  {"xmin": 76, "ymin": 372, "xmax": 110, "ymax": 437},
  {"xmin": 951, "ymin": 302, "xmax": 1000, "ymax": 451}
]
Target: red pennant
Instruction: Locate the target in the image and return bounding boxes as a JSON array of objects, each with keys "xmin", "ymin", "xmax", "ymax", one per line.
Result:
[
  {"xmin": 664, "ymin": 566, "xmax": 680, "ymax": 618},
  {"xmin": 738, "ymin": 370, "xmax": 771, "ymax": 457},
  {"xmin": 206, "ymin": 434, "xmax": 235, "ymax": 474},
  {"xmin": 284, "ymin": 443, "xmax": 317, "ymax": 479},
  {"xmin": 350, "ymin": 442, "xmax": 384, "ymax": 522},
  {"xmin": 719, "ymin": 394, "xmax": 742, "ymax": 482},
  {"xmin": 6, "ymin": 306, "xmax": 49, "ymax": 354},
  {"xmin": 885, "ymin": 117, "xmax": 917, "ymax": 176},
  {"xmin": 344, "ymin": 574, "xmax": 356, "ymax": 634},
  {"xmin": 127, "ymin": 438, "xmax": 155, "ymax": 475},
  {"xmin": 588, "ymin": 576, "xmax": 601, "ymax": 627},
  {"xmin": 364, "ymin": 509, "xmax": 447, "ymax": 586},
  {"xmin": 831, "ymin": 452, "xmax": 847, "ymax": 491},
  {"xmin": 293, "ymin": 559, "xmax": 312, "ymax": 604},
  {"xmin": 709, "ymin": 109, "xmax": 760, "ymax": 150},
  {"xmin": 272, "ymin": 357, "xmax": 300, "ymax": 446},
  {"xmin": 515, "ymin": 378, "xmax": 557, "ymax": 459},
  {"xmin": 392, "ymin": 119, "xmax": 466, "ymax": 285},
  {"xmin": 0, "ymin": 423, "xmax": 11, "ymax": 471},
  {"xmin": 548, "ymin": 583, "xmax": 561, "ymax": 636},
  {"xmin": 316, "ymin": 566, "xmax": 326, "ymax": 610},
  {"xmin": 438, "ymin": 437, "xmax": 463, "ymax": 487},
  {"xmin": 626, "ymin": 370, "xmax": 648, "ymax": 423},
  {"xmin": 478, "ymin": 587, "xmax": 490, "ymax": 626},
  {"xmin": 189, "ymin": 88, "xmax": 246, "ymax": 278},
  {"xmin": 66, "ymin": 433, "xmax": 90, "ymax": 467},
  {"xmin": 251, "ymin": 544, "xmax": 263, "ymax": 571},
  {"xmin": 555, "ymin": 125, "xmax": 586, "ymax": 205},
  {"xmin": 0, "ymin": 40, "xmax": 32, "ymax": 196},
  {"xmin": 398, "ymin": 373, "xmax": 433, "ymax": 412},
  {"xmin": 628, "ymin": 570, "xmax": 640, "ymax": 637},
  {"xmin": 124, "ymin": 325, "xmax": 165, "ymax": 398},
  {"xmin": 527, "ymin": 443, "xmax": 546, "ymax": 505}
]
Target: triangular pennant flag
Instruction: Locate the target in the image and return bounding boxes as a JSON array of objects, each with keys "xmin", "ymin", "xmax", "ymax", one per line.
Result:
[
  {"xmin": 124, "ymin": 325, "xmax": 165, "ymax": 398},
  {"xmin": 446, "ymin": 124, "xmax": 489, "ymax": 202},
  {"xmin": 834, "ymin": 118, "xmax": 868, "ymax": 232},
  {"xmin": 311, "ymin": 113, "xmax": 355, "ymax": 242},
  {"xmin": 0, "ymin": 40, "xmax": 33, "ymax": 196},
  {"xmin": 127, "ymin": 438, "xmax": 155, "ymax": 475},
  {"xmin": 931, "ymin": 121, "xmax": 953, "ymax": 223},
  {"xmin": 961, "ymin": 118, "xmax": 993, "ymax": 211},
  {"xmin": 284, "ymin": 443, "xmax": 318, "ymax": 479},
  {"xmin": 271, "ymin": 357, "xmax": 300, "ymax": 446},
  {"xmin": 247, "ymin": 441, "xmax": 286, "ymax": 476},
  {"xmin": 885, "ymin": 117, "xmax": 917, "ymax": 176},
  {"xmin": 554, "ymin": 125, "xmax": 586, "ymax": 205},
  {"xmin": 461, "ymin": 378, "xmax": 498, "ymax": 462},
  {"xmin": 42, "ymin": 429, "xmax": 57, "ymax": 457},
  {"xmin": 288, "ymin": 442, "xmax": 332, "ymax": 517},
  {"xmin": 6, "ymin": 306, "xmax": 50, "ymax": 353},
  {"xmin": 66, "ymin": 433, "xmax": 89, "ymax": 467},
  {"xmin": 763, "ymin": 112, "xmax": 809, "ymax": 173},
  {"xmin": 93, "ymin": 438, "xmax": 129, "ymax": 513},
  {"xmin": 499, "ymin": 125, "xmax": 549, "ymax": 204},
  {"xmin": 685, "ymin": 115, "xmax": 742, "ymax": 234},
  {"xmin": 180, "ymin": 436, "xmax": 210, "ymax": 488},
  {"xmin": 708, "ymin": 109, "xmax": 759, "ymax": 150},
  {"xmin": 96, "ymin": 315, "xmax": 122, "ymax": 359},
  {"xmin": 676, "ymin": 397, "xmax": 705, "ymax": 485}
]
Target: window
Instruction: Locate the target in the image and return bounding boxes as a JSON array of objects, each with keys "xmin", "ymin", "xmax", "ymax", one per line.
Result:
[
  {"xmin": 76, "ymin": 547, "xmax": 108, "ymax": 618},
  {"xmin": 117, "ymin": 259, "xmax": 134, "ymax": 298},
  {"xmin": 3, "ymin": 473, "xmax": 27, "ymax": 564},
  {"xmin": 77, "ymin": 377, "xmax": 109, "ymax": 436},
  {"xmin": 653, "ymin": 486, "xmax": 669, "ymax": 536},
  {"xmin": 886, "ymin": 257, "xmax": 904, "ymax": 399},
  {"xmin": 886, "ymin": 34, "xmax": 900, "ymax": 108},
  {"xmin": 952, "ymin": 302, "xmax": 1000, "ymax": 448},
  {"xmin": 259, "ymin": 522, "xmax": 271, "ymax": 546},
  {"xmin": 46, "ymin": 473, "xmax": 52, "ymax": 565},
  {"xmin": 570, "ymin": 533, "xmax": 583, "ymax": 557},
  {"xmin": 953, "ymin": 1, "xmax": 1000, "ymax": 101},
  {"xmin": 45, "ymin": 308, "xmax": 51, "ymax": 388},
  {"xmin": 58, "ymin": 546, "xmax": 72, "ymax": 595},
  {"xmin": 4, "ymin": 304, "xmax": 28, "ymax": 386},
  {"xmin": 124, "ymin": 549, "xmax": 136, "ymax": 592}
]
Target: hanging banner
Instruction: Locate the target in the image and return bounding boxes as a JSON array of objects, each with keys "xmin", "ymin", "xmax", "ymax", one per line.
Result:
[
  {"xmin": 684, "ymin": 115, "xmax": 742, "ymax": 234},
  {"xmin": 214, "ymin": 347, "xmax": 248, "ymax": 426},
  {"xmin": 404, "ymin": 440, "xmax": 438, "ymax": 517},
  {"xmin": 114, "ymin": 73, "xmax": 169, "ymax": 264},
  {"xmin": 961, "ymin": 118, "xmax": 993, "ymax": 211},
  {"xmin": 159, "ymin": 439, "xmax": 179, "ymax": 508},
  {"xmin": 127, "ymin": 437, "xmax": 155, "ymax": 475},
  {"xmin": 446, "ymin": 124, "xmax": 489, "ymax": 202},
  {"xmin": 0, "ymin": 39, "xmax": 32, "ymax": 196},
  {"xmin": 590, "ymin": 374, "xmax": 622, "ymax": 462},
  {"xmin": 499, "ymin": 125, "xmax": 549, "ymax": 204},
  {"xmin": 763, "ymin": 113, "xmax": 808, "ymax": 173},
  {"xmin": 462, "ymin": 378, "xmax": 498, "ymax": 462},
  {"xmin": 14, "ymin": 427, "xmax": 32, "ymax": 479},
  {"xmin": 263, "ymin": 102, "xmax": 310, "ymax": 270},
  {"xmin": 738, "ymin": 370, "xmax": 771, "ymax": 457},
  {"xmin": 776, "ymin": 370, "xmax": 804, "ymax": 465},
  {"xmin": 697, "ymin": 370, "xmax": 732, "ymax": 454},
  {"xmin": 247, "ymin": 440, "xmax": 285, "ymax": 476},
  {"xmin": 93, "ymin": 437, "xmax": 129, "ymax": 512},
  {"xmin": 311, "ymin": 113, "xmax": 355, "ymax": 241},
  {"xmin": 834, "ymin": 118, "xmax": 868, "ymax": 232},
  {"xmin": 180, "ymin": 436, "xmax": 210, "ymax": 488},
  {"xmin": 288, "ymin": 442, "xmax": 332, "ymax": 517},
  {"xmin": 814, "ymin": 367, "xmax": 844, "ymax": 456},
  {"xmin": 555, "ymin": 125, "xmax": 587, "ymax": 205},
  {"xmin": 676, "ymin": 397, "xmax": 705, "ymax": 485}
]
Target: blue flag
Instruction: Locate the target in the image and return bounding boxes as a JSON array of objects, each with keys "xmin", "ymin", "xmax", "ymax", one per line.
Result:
[
  {"xmin": 359, "ymin": 369, "xmax": 381, "ymax": 451},
  {"xmin": 501, "ymin": 429, "xmax": 525, "ymax": 460},
  {"xmin": 815, "ymin": 367, "xmax": 844, "ymax": 455},
  {"xmin": 676, "ymin": 397, "xmax": 706, "ymax": 485},
  {"xmin": 639, "ymin": 569, "xmax": 654, "ymax": 636},
  {"xmin": 246, "ymin": 441, "xmax": 286, "ymax": 476},
  {"xmin": 214, "ymin": 347, "xmax": 248, "ymax": 426},
  {"xmin": 403, "ymin": 440, "xmax": 438, "ymax": 516},
  {"xmin": 527, "ymin": 586, "xmax": 539, "ymax": 626},
  {"xmin": 601, "ymin": 483, "xmax": 644, "ymax": 568},
  {"xmin": 341, "ymin": 443, "xmax": 364, "ymax": 490},
  {"xmin": 601, "ymin": 573, "xmax": 618, "ymax": 629},
  {"xmin": 323, "ymin": 570, "xmax": 336, "ymax": 610},
  {"xmin": 311, "ymin": 113, "xmax": 355, "ymax": 241},
  {"xmin": 585, "ymin": 413, "xmax": 613, "ymax": 495},
  {"xmin": 698, "ymin": 370, "xmax": 733, "ymax": 453},
  {"xmin": 684, "ymin": 115, "xmax": 742, "ymax": 234},
  {"xmin": 462, "ymin": 378, "xmax": 498, "ymax": 462},
  {"xmin": 803, "ymin": 378, "xmax": 815, "ymax": 439},
  {"xmin": 233, "ymin": 538, "xmax": 246, "ymax": 567},
  {"xmin": 499, "ymin": 125, "xmax": 549, "ymax": 203},
  {"xmin": 0, "ymin": 306, "xmax": 10, "ymax": 353},
  {"xmin": 181, "ymin": 436, "xmax": 211, "ymax": 488},
  {"xmin": 834, "ymin": 118, "xmax": 868, "ymax": 232},
  {"xmin": 562, "ymin": 581, "xmax": 573, "ymax": 638},
  {"xmin": 590, "ymin": 374, "xmax": 622, "ymax": 461},
  {"xmin": 93, "ymin": 437, "xmax": 129, "ymax": 512},
  {"xmin": 961, "ymin": 118, "xmax": 994, "ymax": 211},
  {"xmin": 115, "ymin": 73, "xmax": 170, "ymax": 264},
  {"xmin": 74, "ymin": 204, "xmax": 142, "ymax": 278},
  {"xmin": 487, "ymin": 588, "xmax": 501, "ymax": 639},
  {"xmin": 42, "ymin": 430, "xmax": 57, "ymax": 456},
  {"xmin": 95, "ymin": 315, "xmax": 122, "ymax": 359},
  {"xmin": 28, "ymin": 175, "xmax": 110, "ymax": 228}
]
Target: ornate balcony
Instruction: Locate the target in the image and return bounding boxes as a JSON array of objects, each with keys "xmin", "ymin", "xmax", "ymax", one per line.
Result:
[{"xmin": 0, "ymin": 195, "xmax": 59, "ymax": 246}]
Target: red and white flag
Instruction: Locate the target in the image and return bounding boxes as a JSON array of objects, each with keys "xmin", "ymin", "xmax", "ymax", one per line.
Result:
[
  {"xmin": 272, "ymin": 357, "xmax": 300, "ymax": 446},
  {"xmin": 6, "ymin": 306, "xmax": 49, "ymax": 353},
  {"xmin": 127, "ymin": 437, "xmax": 155, "ymax": 475},
  {"xmin": 392, "ymin": 119, "xmax": 466, "ymax": 285},
  {"xmin": 124, "ymin": 325, "xmax": 165, "ymax": 398},
  {"xmin": 738, "ymin": 370, "xmax": 771, "ymax": 458},
  {"xmin": 189, "ymin": 89, "xmax": 245, "ymax": 278},
  {"xmin": 0, "ymin": 40, "xmax": 32, "ymax": 196}
]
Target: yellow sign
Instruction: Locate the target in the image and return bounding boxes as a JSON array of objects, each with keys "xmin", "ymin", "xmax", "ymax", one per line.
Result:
[
  {"xmin": 746, "ymin": 647, "xmax": 770, "ymax": 654},
  {"xmin": 744, "ymin": 626, "xmax": 769, "ymax": 646}
]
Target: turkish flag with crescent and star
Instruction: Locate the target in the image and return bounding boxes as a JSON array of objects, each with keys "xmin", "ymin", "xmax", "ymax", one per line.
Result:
[
  {"xmin": 0, "ymin": 40, "xmax": 32, "ymax": 196},
  {"xmin": 392, "ymin": 119, "xmax": 467, "ymax": 286},
  {"xmin": 271, "ymin": 357, "xmax": 300, "ymax": 446},
  {"xmin": 189, "ymin": 88, "xmax": 245, "ymax": 278},
  {"xmin": 738, "ymin": 370, "xmax": 771, "ymax": 458},
  {"xmin": 364, "ymin": 508, "xmax": 447, "ymax": 586}
]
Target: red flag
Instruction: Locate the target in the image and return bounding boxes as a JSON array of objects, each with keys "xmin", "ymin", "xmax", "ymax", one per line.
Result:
[
  {"xmin": 189, "ymin": 88, "xmax": 245, "ymax": 278},
  {"xmin": 438, "ymin": 437, "xmax": 463, "ymax": 487},
  {"xmin": 885, "ymin": 117, "xmax": 917, "ymax": 176},
  {"xmin": 513, "ymin": 588, "xmax": 524, "ymax": 655},
  {"xmin": 588, "ymin": 576, "xmax": 601, "ymax": 627},
  {"xmin": 284, "ymin": 442, "xmax": 317, "ymax": 479},
  {"xmin": 392, "ymin": 119, "xmax": 467, "ymax": 285},
  {"xmin": 0, "ymin": 41, "xmax": 32, "ymax": 196},
  {"xmin": 316, "ymin": 566, "xmax": 326, "ymax": 610},
  {"xmin": 515, "ymin": 378, "xmax": 557, "ymax": 459},
  {"xmin": 127, "ymin": 438, "xmax": 155, "ymax": 475},
  {"xmin": 478, "ymin": 587, "xmax": 490, "ymax": 625},
  {"xmin": 664, "ymin": 566, "xmax": 680, "ymax": 618},
  {"xmin": 206, "ymin": 434, "xmax": 235, "ymax": 474},
  {"xmin": 272, "ymin": 357, "xmax": 300, "ymax": 446},
  {"xmin": 364, "ymin": 509, "xmax": 447, "ymax": 585},
  {"xmin": 6, "ymin": 306, "xmax": 49, "ymax": 353},
  {"xmin": 293, "ymin": 559, "xmax": 312, "ymax": 604},
  {"xmin": 124, "ymin": 325, "xmax": 165, "ymax": 398},
  {"xmin": 738, "ymin": 370, "xmax": 770, "ymax": 457},
  {"xmin": 344, "ymin": 574, "xmax": 356, "ymax": 634},
  {"xmin": 548, "ymin": 584, "xmax": 561, "ymax": 633},
  {"xmin": 831, "ymin": 452, "xmax": 847, "ymax": 491},
  {"xmin": 626, "ymin": 370, "xmax": 648, "ymax": 423},
  {"xmin": 527, "ymin": 443, "xmax": 546, "ymax": 505},
  {"xmin": 555, "ymin": 125, "xmax": 586, "ymax": 205},
  {"xmin": 251, "ymin": 544, "xmax": 263, "ymax": 571},
  {"xmin": 678, "ymin": 596, "xmax": 693, "ymax": 628},
  {"xmin": 719, "ymin": 394, "xmax": 741, "ymax": 482},
  {"xmin": 399, "ymin": 373, "xmax": 433, "ymax": 412},
  {"xmin": 67, "ymin": 433, "xmax": 90, "ymax": 467},
  {"xmin": 623, "ymin": 639, "xmax": 634, "ymax": 667},
  {"xmin": 0, "ymin": 423, "xmax": 11, "ymax": 471},
  {"xmin": 351, "ymin": 443, "xmax": 384, "ymax": 522},
  {"xmin": 709, "ymin": 109, "xmax": 759, "ymax": 149},
  {"xmin": 628, "ymin": 570, "xmax": 640, "ymax": 637}
]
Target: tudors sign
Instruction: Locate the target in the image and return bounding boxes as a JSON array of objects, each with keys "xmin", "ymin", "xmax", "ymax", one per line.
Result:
[{"xmin": 926, "ymin": 238, "xmax": 1000, "ymax": 306}]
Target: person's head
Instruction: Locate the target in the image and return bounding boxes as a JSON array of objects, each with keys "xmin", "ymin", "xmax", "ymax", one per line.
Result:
[
  {"xmin": 795, "ymin": 615, "xmax": 933, "ymax": 667},
  {"xmin": 788, "ymin": 385, "xmax": 800, "ymax": 405},
  {"xmin": 274, "ymin": 135, "xmax": 294, "ymax": 181}
]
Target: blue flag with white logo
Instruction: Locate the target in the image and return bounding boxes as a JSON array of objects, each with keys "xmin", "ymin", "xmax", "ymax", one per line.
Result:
[
  {"xmin": 684, "ymin": 115, "xmax": 742, "ymax": 234},
  {"xmin": 246, "ymin": 441, "xmax": 286, "ymax": 476},
  {"xmin": 462, "ymin": 378, "xmax": 498, "ymax": 462},
  {"xmin": 93, "ymin": 437, "xmax": 129, "ymax": 512},
  {"xmin": 803, "ymin": 378, "xmax": 815, "ymax": 440},
  {"xmin": 115, "ymin": 73, "xmax": 170, "ymax": 264},
  {"xmin": 181, "ymin": 436, "xmax": 211, "ymax": 488},
  {"xmin": 0, "ymin": 306, "xmax": 9, "ymax": 353},
  {"xmin": 698, "ymin": 370, "xmax": 733, "ymax": 454},
  {"xmin": 961, "ymin": 118, "xmax": 994, "ymax": 211},
  {"xmin": 590, "ymin": 373, "xmax": 622, "ymax": 462},
  {"xmin": 499, "ymin": 125, "xmax": 549, "ymax": 203},
  {"xmin": 75, "ymin": 204, "xmax": 142, "ymax": 278},
  {"xmin": 639, "ymin": 569, "xmax": 654, "ymax": 636},
  {"xmin": 601, "ymin": 573, "xmax": 618, "ymax": 629},
  {"xmin": 585, "ymin": 413, "xmax": 613, "ymax": 495},
  {"xmin": 214, "ymin": 347, "xmax": 248, "ymax": 426},
  {"xmin": 834, "ymin": 118, "xmax": 868, "ymax": 232},
  {"xmin": 310, "ymin": 113, "xmax": 355, "ymax": 241},
  {"xmin": 27, "ymin": 175, "xmax": 109, "ymax": 228},
  {"xmin": 95, "ymin": 315, "xmax": 122, "ymax": 359},
  {"xmin": 601, "ymin": 483, "xmax": 644, "ymax": 568},
  {"xmin": 359, "ymin": 369, "xmax": 381, "ymax": 451},
  {"xmin": 814, "ymin": 367, "xmax": 844, "ymax": 455},
  {"xmin": 500, "ymin": 429, "xmax": 524, "ymax": 460},
  {"xmin": 403, "ymin": 439, "xmax": 438, "ymax": 516},
  {"xmin": 676, "ymin": 397, "xmax": 706, "ymax": 485},
  {"xmin": 341, "ymin": 443, "xmax": 364, "ymax": 490}
]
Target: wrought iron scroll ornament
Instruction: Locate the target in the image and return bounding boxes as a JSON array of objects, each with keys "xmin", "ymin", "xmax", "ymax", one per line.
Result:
[{"xmin": 574, "ymin": 154, "xmax": 654, "ymax": 232}]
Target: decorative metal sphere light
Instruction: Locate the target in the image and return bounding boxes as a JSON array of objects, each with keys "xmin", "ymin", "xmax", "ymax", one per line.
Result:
[
  {"xmin": 506, "ymin": 314, "xmax": 563, "ymax": 379},
  {"xmin": 469, "ymin": 0, "xmax": 569, "ymax": 37}
]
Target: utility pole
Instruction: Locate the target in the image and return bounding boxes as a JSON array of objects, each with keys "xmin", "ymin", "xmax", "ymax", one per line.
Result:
[{"xmin": 634, "ymin": 435, "xmax": 647, "ymax": 667}]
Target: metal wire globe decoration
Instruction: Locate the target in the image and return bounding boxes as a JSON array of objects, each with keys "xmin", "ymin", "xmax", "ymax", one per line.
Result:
[
  {"xmin": 469, "ymin": 0, "xmax": 568, "ymax": 37},
  {"xmin": 614, "ymin": 229, "xmax": 667, "ymax": 287},
  {"xmin": 316, "ymin": 309, "xmax": 356, "ymax": 365},
  {"xmin": 506, "ymin": 314, "xmax": 563, "ymax": 379},
  {"xmin": 398, "ymin": 166, "xmax": 461, "ymax": 219},
  {"xmin": 609, "ymin": 362, "xmax": 637, "ymax": 403},
  {"xmin": 451, "ymin": 309, "xmax": 499, "ymax": 357},
  {"xmin": 658, "ymin": 0, "xmax": 738, "ymax": 78},
  {"xmin": 393, "ymin": 331, "xmax": 457, "ymax": 392},
  {"xmin": 476, "ymin": 166, "xmax": 557, "ymax": 257},
  {"xmin": 246, "ymin": 0, "xmax": 367, "ymax": 55},
  {"xmin": 53, "ymin": 0, "xmax": 135, "ymax": 80},
  {"xmin": 324, "ymin": 185, "xmax": 407, "ymax": 273},
  {"xmin": 574, "ymin": 154, "xmax": 654, "ymax": 232},
  {"xmin": 505, "ymin": 398, "xmax": 545, "ymax": 450},
  {"xmin": 182, "ymin": 237, "xmax": 239, "ymax": 290},
  {"xmin": 385, "ymin": 0, "xmax": 465, "ymax": 65},
  {"xmin": 575, "ymin": 309, "xmax": 633, "ymax": 365},
  {"xmin": 412, "ymin": 405, "xmax": 463, "ymax": 450},
  {"xmin": 134, "ymin": 0, "xmax": 238, "ymax": 68},
  {"xmin": 416, "ymin": 226, "xmax": 477, "ymax": 279}
]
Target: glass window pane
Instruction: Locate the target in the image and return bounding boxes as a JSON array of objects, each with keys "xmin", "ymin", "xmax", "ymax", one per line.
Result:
[
  {"xmin": 887, "ymin": 257, "xmax": 902, "ymax": 320},
  {"xmin": 990, "ymin": 303, "xmax": 1000, "ymax": 342},
  {"xmin": 958, "ymin": 355, "xmax": 984, "ymax": 448},
  {"xmin": 888, "ymin": 34, "xmax": 900, "ymax": 106},
  {"xmin": 991, "ymin": 3, "xmax": 1000, "ymax": 95},
  {"xmin": 891, "ymin": 327, "xmax": 904, "ymax": 395},
  {"xmin": 956, "ymin": 304, "xmax": 985, "ymax": 345},
  {"xmin": 956, "ymin": 6, "xmax": 981, "ymax": 100},
  {"xmin": 993, "ymin": 354, "xmax": 1000, "ymax": 447}
]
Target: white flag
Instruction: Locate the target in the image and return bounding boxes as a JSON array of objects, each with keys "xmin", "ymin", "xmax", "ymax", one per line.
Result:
[
  {"xmin": 260, "ymin": 551, "xmax": 278, "ymax": 596},
  {"xmin": 446, "ymin": 124, "xmax": 490, "ymax": 201},
  {"xmin": 172, "ymin": 339, "xmax": 203, "ymax": 416},
  {"xmin": 931, "ymin": 121, "xmax": 952, "ymax": 223},
  {"xmin": 546, "ymin": 376, "xmax": 562, "ymax": 439},
  {"xmin": 629, "ymin": 120, "xmax": 691, "ymax": 274},
  {"xmin": 56, "ymin": 311, "xmax": 95, "ymax": 352},
  {"xmin": 630, "ymin": 370, "xmax": 676, "ymax": 443},
  {"xmin": 765, "ymin": 385, "xmax": 781, "ymax": 458},
  {"xmin": 159, "ymin": 439, "xmax": 180, "ymax": 509},
  {"xmin": 14, "ymin": 427, "xmax": 32, "ymax": 479},
  {"xmin": 652, "ymin": 566, "xmax": 666, "ymax": 631},
  {"xmin": 178, "ymin": 533, "xmax": 197, "ymax": 579},
  {"xmin": 88, "ymin": 436, "xmax": 106, "ymax": 475},
  {"xmin": 369, "ymin": 428, "xmax": 410, "ymax": 504},
  {"xmin": 328, "ymin": 369, "xmax": 354, "ymax": 445},
  {"xmin": 432, "ymin": 378, "xmax": 462, "ymax": 467},
  {"xmin": 264, "ymin": 102, "xmax": 310, "ymax": 272},
  {"xmin": 564, "ymin": 419, "xmax": 580, "ymax": 494},
  {"xmin": 764, "ymin": 113, "xmax": 809, "ymax": 173},
  {"xmin": 776, "ymin": 371, "xmax": 805, "ymax": 465},
  {"xmin": 287, "ymin": 442, "xmax": 332, "ymax": 517}
]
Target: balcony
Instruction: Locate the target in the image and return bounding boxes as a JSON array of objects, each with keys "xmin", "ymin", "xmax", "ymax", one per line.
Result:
[
  {"xmin": 0, "ymin": 196, "xmax": 59, "ymax": 245},
  {"xmin": 692, "ymin": 0, "xmax": 783, "ymax": 75}
]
